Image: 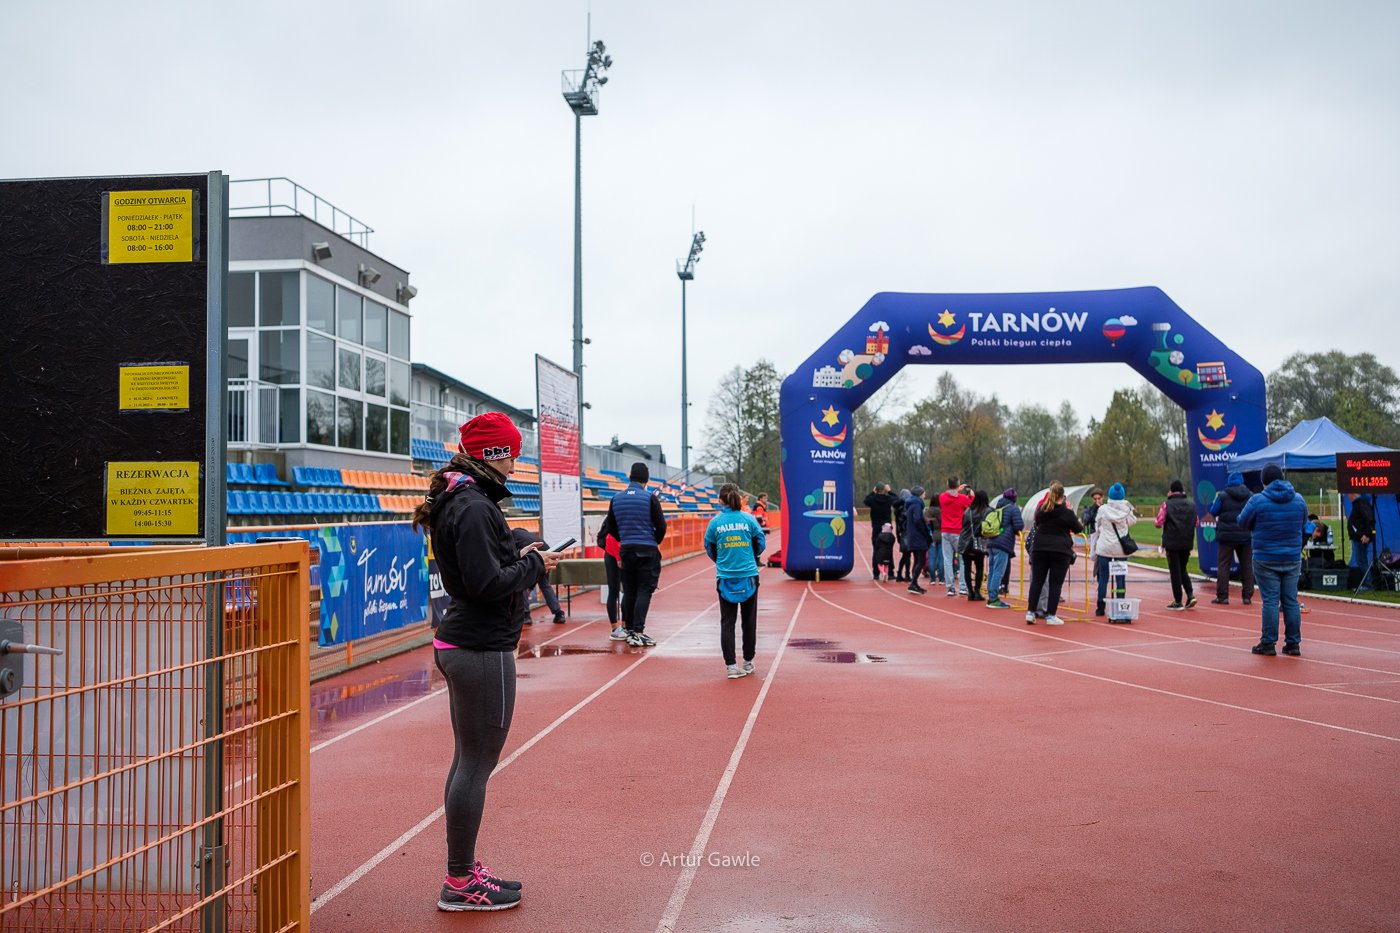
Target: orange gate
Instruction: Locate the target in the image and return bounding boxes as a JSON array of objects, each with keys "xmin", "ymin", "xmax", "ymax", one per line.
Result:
[{"xmin": 0, "ymin": 542, "xmax": 311, "ymax": 932}]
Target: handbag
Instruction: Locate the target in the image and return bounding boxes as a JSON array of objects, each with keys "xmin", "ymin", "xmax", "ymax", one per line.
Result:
[{"xmin": 1115, "ymin": 519, "xmax": 1139, "ymax": 557}]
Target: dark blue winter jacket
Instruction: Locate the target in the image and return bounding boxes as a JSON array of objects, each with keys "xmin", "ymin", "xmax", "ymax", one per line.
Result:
[
  {"xmin": 903, "ymin": 495, "xmax": 933, "ymax": 550},
  {"xmin": 1237, "ymin": 479, "xmax": 1307, "ymax": 563},
  {"xmin": 610, "ymin": 482, "xmax": 667, "ymax": 548},
  {"xmin": 1208, "ymin": 471, "xmax": 1253, "ymax": 546}
]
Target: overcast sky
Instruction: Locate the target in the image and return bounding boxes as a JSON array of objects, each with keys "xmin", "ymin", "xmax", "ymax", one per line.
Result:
[{"xmin": 6, "ymin": 1, "xmax": 1398, "ymax": 462}]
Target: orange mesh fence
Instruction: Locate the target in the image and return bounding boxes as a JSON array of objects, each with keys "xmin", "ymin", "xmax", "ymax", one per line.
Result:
[{"xmin": 0, "ymin": 542, "xmax": 311, "ymax": 932}]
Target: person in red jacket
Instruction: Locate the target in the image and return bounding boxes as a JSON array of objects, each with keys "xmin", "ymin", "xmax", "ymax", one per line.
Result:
[
  {"xmin": 938, "ymin": 477, "xmax": 973, "ymax": 596},
  {"xmin": 598, "ymin": 510, "xmax": 626, "ymax": 640}
]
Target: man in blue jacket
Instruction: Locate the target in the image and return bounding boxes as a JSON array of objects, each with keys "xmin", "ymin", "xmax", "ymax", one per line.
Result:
[
  {"xmin": 985, "ymin": 488, "xmax": 1025, "ymax": 609},
  {"xmin": 607, "ymin": 462, "xmax": 668, "ymax": 647},
  {"xmin": 1237, "ymin": 463, "xmax": 1308, "ymax": 656},
  {"xmin": 903, "ymin": 487, "xmax": 934, "ymax": 595},
  {"xmin": 1208, "ymin": 470, "xmax": 1255, "ymax": 605}
]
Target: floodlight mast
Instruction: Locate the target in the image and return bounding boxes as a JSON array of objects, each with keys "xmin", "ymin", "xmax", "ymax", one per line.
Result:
[
  {"xmin": 676, "ymin": 231, "xmax": 705, "ymax": 473},
  {"xmin": 562, "ymin": 39, "xmax": 612, "ymax": 444}
]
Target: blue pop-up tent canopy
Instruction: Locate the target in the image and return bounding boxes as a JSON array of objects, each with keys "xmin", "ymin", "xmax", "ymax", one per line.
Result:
[
  {"xmin": 1232, "ymin": 416, "xmax": 1397, "ymax": 574},
  {"xmin": 1230, "ymin": 417, "xmax": 1389, "ymax": 472}
]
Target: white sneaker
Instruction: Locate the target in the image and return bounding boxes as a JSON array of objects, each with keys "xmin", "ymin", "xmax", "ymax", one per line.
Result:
[
  {"xmin": 726, "ymin": 665, "xmax": 748, "ymax": 679},
  {"xmin": 743, "ymin": 660, "xmax": 755, "ymax": 675},
  {"xmin": 608, "ymin": 627, "xmax": 629, "ymax": 641},
  {"xmin": 1045, "ymin": 615, "xmax": 1064, "ymax": 625},
  {"xmin": 1025, "ymin": 612, "xmax": 1037, "ymax": 624}
]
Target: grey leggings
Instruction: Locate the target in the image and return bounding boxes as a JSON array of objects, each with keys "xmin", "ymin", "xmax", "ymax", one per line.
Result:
[{"xmin": 434, "ymin": 648, "xmax": 516, "ymax": 876}]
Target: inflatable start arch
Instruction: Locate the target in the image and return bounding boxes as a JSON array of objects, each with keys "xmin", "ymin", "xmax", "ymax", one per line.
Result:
[{"xmin": 779, "ymin": 287, "xmax": 1266, "ymax": 579}]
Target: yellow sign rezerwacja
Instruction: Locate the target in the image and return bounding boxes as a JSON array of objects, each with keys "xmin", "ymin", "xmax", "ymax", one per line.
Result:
[{"xmin": 105, "ymin": 461, "xmax": 200, "ymax": 535}]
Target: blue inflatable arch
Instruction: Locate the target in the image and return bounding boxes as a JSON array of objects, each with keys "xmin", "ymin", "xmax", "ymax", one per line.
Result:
[{"xmin": 779, "ymin": 287, "xmax": 1266, "ymax": 579}]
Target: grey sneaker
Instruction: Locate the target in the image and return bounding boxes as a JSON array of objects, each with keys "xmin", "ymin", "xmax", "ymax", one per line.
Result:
[
  {"xmin": 743, "ymin": 660, "xmax": 755, "ymax": 674},
  {"xmin": 609, "ymin": 627, "xmax": 630, "ymax": 641},
  {"xmin": 438, "ymin": 872, "xmax": 521, "ymax": 911},
  {"xmin": 726, "ymin": 664, "xmax": 747, "ymax": 679}
]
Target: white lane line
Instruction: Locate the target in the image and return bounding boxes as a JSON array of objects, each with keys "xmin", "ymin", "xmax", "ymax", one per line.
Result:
[
  {"xmin": 309, "ymin": 600, "xmax": 716, "ymax": 915},
  {"xmin": 809, "ymin": 587, "xmax": 1400, "ymax": 743},
  {"xmin": 655, "ymin": 589, "xmax": 807, "ymax": 933}
]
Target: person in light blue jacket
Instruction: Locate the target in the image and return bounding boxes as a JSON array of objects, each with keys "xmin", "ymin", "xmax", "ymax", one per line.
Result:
[{"xmin": 704, "ymin": 483, "xmax": 767, "ymax": 679}]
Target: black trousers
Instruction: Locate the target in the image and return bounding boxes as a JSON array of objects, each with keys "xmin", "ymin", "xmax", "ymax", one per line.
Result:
[
  {"xmin": 907, "ymin": 549, "xmax": 928, "ymax": 584},
  {"xmin": 1027, "ymin": 551, "xmax": 1073, "ymax": 617},
  {"xmin": 603, "ymin": 551, "xmax": 621, "ymax": 625},
  {"xmin": 718, "ymin": 581, "xmax": 759, "ymax": 666},
  {"xmin": 435, "ymin": 648, "xmax": 514, "ymax": 877},
  {"xmin": 620, "ymin": 545, "xmax": 662, "ymax": 632},
  {"xmin": 1166, "ymin": 548, "xmax": 1195, "ymax": 603},
  {"xmin": 962, "ymin": 550, "xmax": 986, "ymax": 595},
  {"xmin": 1215, "ymin": 541, "xmax": 1253, "ymax": 601},
  {"xmin": 870, "ymin": 526, "xmax": 883, "ymax": 577}
]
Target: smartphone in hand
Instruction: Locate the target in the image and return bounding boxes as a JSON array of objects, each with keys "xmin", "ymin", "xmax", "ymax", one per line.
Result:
[{"xmin": 550, "ymin": 537, "xmax": 577, "ymax": 552}]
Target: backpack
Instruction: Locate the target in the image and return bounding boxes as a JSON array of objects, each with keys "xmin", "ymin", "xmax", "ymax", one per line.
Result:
[{"xmin": 980, "ymin": 506, "xmax": 1005, "ymax": 539}]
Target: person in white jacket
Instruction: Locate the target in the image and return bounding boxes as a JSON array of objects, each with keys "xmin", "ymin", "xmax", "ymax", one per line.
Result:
[{"xmin": 1091, "ymin": 482, "xmax": 1139, "ymax": 618}]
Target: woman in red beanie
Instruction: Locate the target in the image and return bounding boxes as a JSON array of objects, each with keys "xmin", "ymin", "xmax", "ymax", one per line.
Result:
[{"xmin": 411, "ymin": 411, "xmax": 562, "ymax": 911}]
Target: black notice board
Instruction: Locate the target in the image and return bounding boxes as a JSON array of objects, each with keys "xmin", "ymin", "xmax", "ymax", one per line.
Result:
[
  {"xmin": 1336, "ymin": 451, "xmax": 1400, "ymax": 495},
  {"xmin": 0, "ymin": 173, "xmax": 220, "ymax": 540}
]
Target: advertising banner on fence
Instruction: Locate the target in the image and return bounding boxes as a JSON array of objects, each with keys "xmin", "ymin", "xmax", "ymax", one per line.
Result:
[
  {"xmin": 536, "ymin": 354, "xmax": 582, "ymax": 551},
  {"xmin": 229, "ymin": 524, "xmax": 429, "ymax": 646}
]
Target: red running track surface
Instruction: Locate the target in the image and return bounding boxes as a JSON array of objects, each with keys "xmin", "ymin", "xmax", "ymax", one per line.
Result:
[{"xmin": 304, "ymin": 539, "xmax": 1400, "ymax": 932}]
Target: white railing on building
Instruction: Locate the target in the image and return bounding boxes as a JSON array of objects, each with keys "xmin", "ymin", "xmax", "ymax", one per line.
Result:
[{"xmin": 227, "ymin": 378, "xmax": 280, "ymax": 448}]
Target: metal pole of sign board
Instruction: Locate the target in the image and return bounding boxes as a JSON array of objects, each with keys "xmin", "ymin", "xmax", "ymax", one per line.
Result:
[{"xmin": 201, "ymin": 171, "xmax": 229, "ymax": 933}]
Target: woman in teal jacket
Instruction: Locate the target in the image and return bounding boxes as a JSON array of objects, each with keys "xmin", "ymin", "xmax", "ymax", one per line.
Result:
[{"xmin": 704, "ymin": 483, "xmax": 767, "ymax": 679}]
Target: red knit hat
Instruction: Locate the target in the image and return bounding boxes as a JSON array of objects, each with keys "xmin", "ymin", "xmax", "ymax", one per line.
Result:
[{"xmin": 458, "ymin": 412, "xmax": 522, "ymax": 462}]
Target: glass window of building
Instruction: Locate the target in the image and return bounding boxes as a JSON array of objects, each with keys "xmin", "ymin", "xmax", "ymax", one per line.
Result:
[
  {"xmin": 337, "ymin": 397, "xmax": 363, "ymax": 449},
  {"xmin": 364, "ymin": 300, "xmax": 388, "ymax": 352},
  {"xmin": 280, "ymin": 388, "xmax": 300, "ymax": 444},
  {"xmin": 365, "ymin": 355, "xmax": 386, "ymax": 397},
  {"xmin": 389, "ymin": 360, "xmax": 409, "ymax": 407},
  {"xmin": 307, "ymin": 390, "xmax": 335, "ymax": 446},
  {"xmin": 389, "ymin": 310, "xmax": 409, "ymax": 359},
  {"xmin": 338, "ymin": 346, "xmax": 361, "ymax": 392},
  {"xmin": 338, "ymin": 288, "xmax": 362, "ymax": 343},
  {"xmin": 229, "ymin": 337, "xmax": 249, "ymax": 380},
  {"xmin": 259, "ymin": 271, "xmax": 299, "ymax": 326},
  {"xmin": 366, "ymin": 403, "xmax": 388, "ymax": 452},
  {"xmin": 259, "ymin": 330, "xmax": 300, "ymax": 384},
  {"xmin": 306, "ymin": 333, "xmax": 334, "ymax": 390},
  {"xmin": 391, "ymin": 408, "xmax": 409, "ymax": 455},
  {"xmin": 229, "ymin": 273, "xmax": 255, "ymax": 327},
  {"xmin": 306, "ymin": 274, "xmax": 334, "ymax": 333}
]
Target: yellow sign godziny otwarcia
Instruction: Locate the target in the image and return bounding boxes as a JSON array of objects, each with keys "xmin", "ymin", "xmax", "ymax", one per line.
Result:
[
  {"xmin": 106, "ymin": 189, "xmax": 194, "ymax": 263},
  {"xmin": 105, "ymin": 461, "xmax": 200, "ymax": 535}
]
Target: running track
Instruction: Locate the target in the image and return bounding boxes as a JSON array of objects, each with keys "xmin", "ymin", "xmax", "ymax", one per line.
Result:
[{"xmin": 305, "ymin": 536, "xmax": 1400, "ymax": 932}]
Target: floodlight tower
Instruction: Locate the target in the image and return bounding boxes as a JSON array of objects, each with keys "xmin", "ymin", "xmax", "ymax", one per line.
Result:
[
  {"xmin": 561, "ymin": 37, "xmax": 612, "ymax": 442},
  {"xmin": 676, "ymin": 230, "xmax": 705, "ymax": 473}
]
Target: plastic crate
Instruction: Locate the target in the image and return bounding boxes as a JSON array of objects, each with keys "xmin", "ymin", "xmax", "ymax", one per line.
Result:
[{"xmin": 1107, "ymin": 597, "xmax": 1140, "ymax": 622}]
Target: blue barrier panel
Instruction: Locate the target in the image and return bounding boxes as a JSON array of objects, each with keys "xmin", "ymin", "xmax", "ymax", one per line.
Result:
[{"xmin": 229, "ymin": 523, "xmax": 430, "ymax": 646}]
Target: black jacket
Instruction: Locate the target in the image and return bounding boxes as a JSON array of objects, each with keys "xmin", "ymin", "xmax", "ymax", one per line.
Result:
[
  {"xmin": 430, "ymin": 471, "xmax": 544, "ymax": 651},
  {"xmin": 873, "ymin": 531, "xmax": 895, "ymax": 566},
  {"xmin": 1348, "ymin": 496, "xmax": 1376, "ymax": 542},
  {"xmin": 1031, "ymin": 503, "xmax": 1084, "ymax": 557},
  {"xmin": 1212, "ymin": 484, "xmax": 1252, "ymax": 546},
  {"xmin": 1161, "ymin": 493, "xmax": 1197, "ymax": 551},
  {"xmin": 864, "ymin": 491, "xmax": 896, "ymax": 529}
]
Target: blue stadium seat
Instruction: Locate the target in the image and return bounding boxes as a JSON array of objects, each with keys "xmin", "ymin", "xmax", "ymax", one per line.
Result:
[
  {"xmin": 226, "ymin": 463, "xmax": 239, "ymax": 485},
  {"xmin": 226, "ymin": 490, "xmax": 242, "ymax": 515},
  {"xmin": 293, "ymin": 466, "xmax": 316, "ymax": 487},
  {"xmin": 255, "ymin": 491, "xmax": 276, "ymax": 515},
  {"xmin": 233, "ymin": 462, "xmax": 257, "ymax": 485},
  {"xmin": 255, "ymin": 463, "xmax": 290, "ymax": 487}
]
